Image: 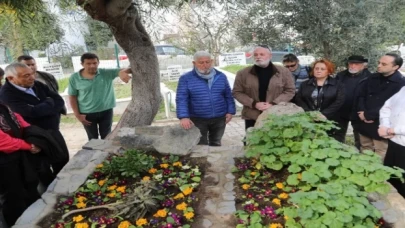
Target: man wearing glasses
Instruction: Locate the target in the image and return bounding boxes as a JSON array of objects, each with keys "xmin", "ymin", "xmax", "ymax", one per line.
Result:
[{"xmin": 282, "ymin": 54, "xmax": 311, "ymax": 91}]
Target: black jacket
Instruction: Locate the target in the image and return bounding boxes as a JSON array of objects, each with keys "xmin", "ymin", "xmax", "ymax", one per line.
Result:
[
  {"xmin": 336, "ymin": 69, "xmax": 371, "ymax": 120},
  {"xmin": 354, "ymin": 71, "xmax": 405, "ymax": 139},
  {"xmin": 36, "ymin": 71, "xmax": 67, "ymax": 115},
  {"xmin": 23, "ymin": 125, "xmax": 69, "ymax": 164},
  {"xmin": 295, "ymin": 76, "xmax": 345, "ymax": 121},
  {"xmin": 0, "ymin": 80, "xmax": 65, "ymax": 130}
]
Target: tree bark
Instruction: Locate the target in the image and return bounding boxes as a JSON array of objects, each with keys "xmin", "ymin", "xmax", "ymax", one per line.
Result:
[{"xmin": 77, "ymin": 0, "xmax": 161, "ymax": 136}]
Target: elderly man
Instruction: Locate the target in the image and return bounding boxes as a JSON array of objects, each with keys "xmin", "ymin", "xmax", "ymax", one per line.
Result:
[
  {"xmin": 0, "ymin": 62, "xmax": 67, "ymax": 187},
  {"xmin": 354, "ymin": 53, "xmax": 405, "ymax": 159},
  {"xmin": 233, "ymin": 45, "xmax": 295, "ymax": 133},
  {"xmin": 282, "ymin": 53, "xmax": 311, "ymax": 91},
  {"xmin": 17, "ymin": 55, "xmax": 60, "ymax": 93},
  {"xmin": 335, "ymin": 55, "xmax": 371, "ymax": 147},
  {"xmin": 176, "ymin": 51, "xmax": 236, "ymax": 146}
]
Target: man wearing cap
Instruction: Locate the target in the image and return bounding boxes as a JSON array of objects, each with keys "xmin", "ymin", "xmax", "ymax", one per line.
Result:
[{"xmin": 335, "ymin": 55, "xmax": 371, "ymax": 147}]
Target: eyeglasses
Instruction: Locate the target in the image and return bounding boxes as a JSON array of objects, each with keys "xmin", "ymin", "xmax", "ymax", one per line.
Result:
[{"xmin": 284, "ymin": 64, "xmax": 297, "ymax": 68}]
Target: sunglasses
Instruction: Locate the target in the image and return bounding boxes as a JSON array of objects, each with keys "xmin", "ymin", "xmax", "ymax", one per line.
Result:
[{"xmin": 284, "ymin": 63, "xmax": 297, "ymax": 68}]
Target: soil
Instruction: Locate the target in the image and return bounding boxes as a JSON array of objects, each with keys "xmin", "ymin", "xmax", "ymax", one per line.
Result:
[{"xmin": 38, "ymin": 151, "xmax": 209, "ymax": 228}]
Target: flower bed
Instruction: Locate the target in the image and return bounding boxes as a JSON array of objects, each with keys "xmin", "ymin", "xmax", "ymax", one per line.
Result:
[
  {"xmin": 38, "ymin": 150, "xmax": 206, "ymax": 228},
  {"xmin": 233, "ymin": 112, "xmax": 402, "ymax": 228}
]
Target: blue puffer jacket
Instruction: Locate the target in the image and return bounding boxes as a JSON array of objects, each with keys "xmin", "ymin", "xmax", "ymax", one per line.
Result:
[{"xmin": 176, "ymin": 69, "xmax": 236, "ymax": 119}]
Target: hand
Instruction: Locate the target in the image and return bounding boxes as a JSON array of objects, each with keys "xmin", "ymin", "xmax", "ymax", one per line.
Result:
[
  {"xmin": 255, "ymin": 102, "xmax": 273, "ymax": 111},
  {"xmin": 378, "ymin": 126, "xmax": 394, "ymax": 138},
  {"xmin": 76, "ymin": 114, "xmax": 92, "ymax": 126},
  {"xmin": 358, "ymin": 111, "xmax": 365, "ymax": 121},
  {"xmin": 30, "ymin": 144, "xmax": 41, "ymax": 154},
  {"xmin": 119, "ymin": 68, "xmax": 132, "ymax": 83},
  {"xmin": 225, "ymin": 113, "xmax": 232, "ymax": 124},
  {"xmin": 364, "ymin": 120, "xmax": 374, "ymax": 123},
  {"xmin": 180, "ymin": 118, "xmax": 194, "ymax": 130}
]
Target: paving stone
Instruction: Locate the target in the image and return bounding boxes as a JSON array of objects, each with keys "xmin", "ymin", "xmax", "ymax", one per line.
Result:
[
  {"xmin": 82, "ymin": 139, "xmax": 112, "ymax": 150},
  {"xmin": 224, "ymin": 182, "xmax": 234, "ymax": 191},
  {"xmin": 205, "ymin": 186, "xmax": 221, "ymax": 196},
  {"xmin": 205, "ymin": 173, "xmax": 219, "ymax": 185},
  {"xmin": 68, "ymin": 174, "xmax": 89, "ymax": 194},
  {"xmin": 91, "ymin": 151, "xmax": 110, "ymax": 165},
  {"xmin": 222, "ymin": 192, "xmax": 235, "ymax": 201},
  {"xmin": 225, "ymin": 173, "xmax": 235, "ymax": 180},
  {"xmin": 41, "ymin": 192, "xmax": 58, "ymax": 206},
  {"xmin": 224, "ymin": 158, "xmax": 235, "ymax": 165},
  {"xmin": 202, "ymin": 219, "xmax": 213, "ymax": 228},
  {"xmin": 368, "ymin": 192, "xmax": 381, "ymax": 202},
  {"xmin": 208, "ymin": 166, "xmax": 225, "ymax": 173},
  {"xmin": 207, "ymin": 154, "xmax": 222, "ymax": 163},
  {"xmin": 217, "ymin": 201, "xmax": 236, "ymax": 214},
  {"xmin": 204, "ymin": 199, "xmax": 217, "ymax": 214}
]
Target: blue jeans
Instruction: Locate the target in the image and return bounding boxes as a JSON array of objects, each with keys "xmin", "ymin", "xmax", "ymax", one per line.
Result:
[{"xmin": 82, "ymin": 109, "xmax": 113, "ymax": 140}]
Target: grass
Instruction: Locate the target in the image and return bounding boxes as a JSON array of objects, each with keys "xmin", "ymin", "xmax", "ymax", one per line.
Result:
[
  {"xmin": 220, "ymin": 64, "xmax": 251, "ymax": 74},
  {"xmin": 58, "ymin": 78, "xmax": 69, "ymax": 93},
  {"xmin": 163, "ymin": 81, "xmax": 179, "ymax": 92},
  {"xmin": 114, "ymin": 83, "xmax": 132, "ymax": 99}
]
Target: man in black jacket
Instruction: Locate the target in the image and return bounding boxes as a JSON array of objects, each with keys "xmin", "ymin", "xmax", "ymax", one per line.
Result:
[
  {"xmin": 0, "ymin": 63, "xmax": 68, "ymax": 187},
  {"xmin": 336, "ymin": 55, "xmax": 371, "ymax": 148},
  {"xmin": 354, "ymin": 53, "xmax": 405, "ymax": 159}
]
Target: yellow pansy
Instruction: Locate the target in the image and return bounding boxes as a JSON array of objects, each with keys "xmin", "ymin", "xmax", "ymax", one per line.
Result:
[
  {"xmin": 251, "ymin": 172, "xmax": 257, "ymax": 176},
  {"xmin": 118, "ymin": 221, "xmax": 132, "ymax": 228},
  {"xmin": 98, "ymin": 179, "xmax": 106, "ymax": 186},
  {"xmin": 269, "ymin": 223, "xmax": 283, "ymax": 228},
  {"xmin": 73, "ymin": 215, "xmax": 84, "ymax": 222},
  {"xmin": 176, "ymin": 202, "xmax": 188, "ymax": 211},
  {"xmin": 272, "ymin": 198, "xmax": 281, "ymax": 206},
  {"xmin": 279, "ymin": 193, "xmax": 289, "ymax": 199},
  {"xmin": 107, "ymin": 192, "xmax": 116, "ymax": 198},
  {"xmin": 108, "ymin": 185, "xmax": 117, "ymax": 191},
  {"xmin": 184, "ymin": 211, "xmax": 194, "ymax": 220},
  {"xmin": 173, "ymin": 161, "xmax": 182, "ymax": 167},
  {"xmin": 297, "ymin": 173, "xmax": 302, "ymax": 180},
  {"xmin": 153, "ymin": 209, "xmax": 167, "ymax": 218},
  {"xmin": 96, "ymin": 164, "xmax": 103, "ymax": 169},
  {"xmin": 148, "ymin": 168, "xmax": 157, "ymax": 174},
  {"xmin": 76, "ymin": 202, "xmax": 86, "ymax": 209},
  {"xmin": 135, "ymin": 218, "xmax": 148, "ymax": 226},
  {"xmin": 160, "ymin": 163, "xmax": 169, "ymax": 169},
  {"xmin": 173, "ymin": 193, "xmax": 184, "ymax": 199},
  {"xmin": 75, "ymin": 222, "xmax": 89, "ymax": 228},
  {"xmin": 276, "ymin": 182, "xmax": 284, "ymax": 189},
  {"xmin": 182, "ymin": 187, "xmax": 193, "ymax": 196},
  {"xmin": 142, "ymin": 176, "xmax": 151, "ymax": 181},
  {"xmin": 242, "ymin": 184, "xmax": 250, "ymax": 190},
  {"xmin": 77, "ymin": 196, "xmax": 87, "ymax": 203},
  {"xmin": 284, "ymin": 215, "xmax": 289, "ymax": 220},
  {"xmin": 117, "ymin": 186, "xmax": 126, "ymax": 193}
]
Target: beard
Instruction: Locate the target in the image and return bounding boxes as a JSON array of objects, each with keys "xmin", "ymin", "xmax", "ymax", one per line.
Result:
[
  {"xmin": 196, "ymin": 67, "xmax": 213, "ymax": 75},
  {"xmin": 348, "ymin": 69, "xmax": 361, "ymax": 74},
  {"xmin": 254, "ymin": 59, "xmax": 271, "ymax": 68}
]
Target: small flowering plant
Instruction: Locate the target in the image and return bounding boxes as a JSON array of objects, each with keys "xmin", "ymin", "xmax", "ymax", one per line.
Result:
[{"xmin": 46, "ymin": 152, "xmax": 202, "ymax": 228}]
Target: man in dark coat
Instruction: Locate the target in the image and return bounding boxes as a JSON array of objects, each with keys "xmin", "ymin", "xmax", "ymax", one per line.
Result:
[
  {"xmin": 354, "ymin": 53, "xmax": 405, "ymax": 159},
  {"xmin": 336, "ymin": 55, "xmax": 371, "ymax": 148},
  {"xmin": 0, "ymin": 63, "xmax": 68, "ymax": 187}
]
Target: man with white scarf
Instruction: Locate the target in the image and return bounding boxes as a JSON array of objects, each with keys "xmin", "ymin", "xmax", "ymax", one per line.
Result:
[{"xmin": 176, "ymin": 51, "xmax": 236, "ymax": 146}]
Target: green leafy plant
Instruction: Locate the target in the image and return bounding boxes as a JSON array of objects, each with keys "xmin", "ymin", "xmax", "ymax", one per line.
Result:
[
  {"xmin": 102, "ymin": 150, "xmax": 155, "ymax": 178},
  {"xmin": 245, "ymin": 112, "xmax": 404, "ymax": 227}
]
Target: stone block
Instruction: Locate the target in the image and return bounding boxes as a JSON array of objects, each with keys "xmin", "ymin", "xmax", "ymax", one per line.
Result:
[
  {"xmin": 254, "ymin": 102, "xmax": 304, "ymax": 129},
  {"xmin": 15, "ymin": 200, "xmax": 46, "ymax": 225},
  {"xmin": 82, "ymin": 139, "xmax": 112, "ymax": 150},
  {"xmin": 382, "ymin": 209, "xmax": 399, "ymax": 224},
  {"xmin": 68, "ymin": 174, "xmax": 89, "ymax": 194},
  {"xmin": 217, "ymin": 201, "xmax": 236, "ymax": 214},
  {"xmin": 63, "ymin": 150, "xmax": 95, "ymax": 171},
  {"xmin": 207, "ymin": 154, "xmax": 222, "ymax": 163},
  {"xmin": 204, "ymin": 199, "xmax": 217, "ymax": 214},
  {"xmin": 153, "ymin": 125, "xmax": 200, "ymax": 155},
  {"xmin": 203, "ymin": 219, "xmax": 213, "ymax": 228},
  {"xmin": 205, "ymin": 173, "xmax": 219, "ymax": 185},
  {"xmin": 224, "ymin": 182, "xmax": 234, "ymax": 191}
]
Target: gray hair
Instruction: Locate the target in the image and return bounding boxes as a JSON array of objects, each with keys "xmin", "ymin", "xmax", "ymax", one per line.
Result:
[
  {"xmin": 5, "ymin": 62, "xmax": 29, "ymax": 77},
  {"xmin": 193, "ymin": 51, "xmax": 212, "ymax": 61},
  {"xmin": 253, "ymin": 45, "xmax": 272, "ymax": 54}
]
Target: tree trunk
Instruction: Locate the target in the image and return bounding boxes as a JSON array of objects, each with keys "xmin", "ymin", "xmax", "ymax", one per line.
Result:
[{"xmin": 77, "ymin": 0, "xmax": 161, "ymax": 137}]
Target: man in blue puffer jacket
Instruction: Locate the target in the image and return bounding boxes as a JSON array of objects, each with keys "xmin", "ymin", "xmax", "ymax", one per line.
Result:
[{"xmin": 176, "ymin": 51, "xmax": 236, "ymax": 146}]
